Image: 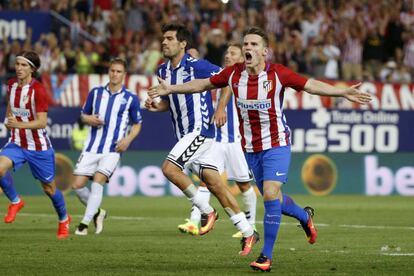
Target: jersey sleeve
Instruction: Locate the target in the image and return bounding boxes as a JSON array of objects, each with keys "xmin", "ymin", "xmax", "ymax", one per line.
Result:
[
  {"xmin": 82, "ymin": 89, "xmax": 95, "ymax": 115},
  {"xmin": 274, "ymin": 64, "xmax": 308, "ymax": 91},
  {"xmin": 129, "ymin": 95, "xmax": 143, "ymax": 124},
  {"xmin": 34, "ymin": 83, "xmax": 49, "ymax": 112},
  {"xmin": 210, "ymin": 66, "xmax": 234, "ymax": 88},
  {"xmin": 193, "ymin": 59, "xmax": 221, "ymax": 79}
]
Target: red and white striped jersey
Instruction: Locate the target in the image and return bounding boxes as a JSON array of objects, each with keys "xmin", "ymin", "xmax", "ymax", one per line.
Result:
[
  {"xmin": 210, "ymin": 63, "xmax": 307, "ymax": 153},
  {"xmin": 7, "ymin": 78, "xmax": 52, "ymax": 151}
]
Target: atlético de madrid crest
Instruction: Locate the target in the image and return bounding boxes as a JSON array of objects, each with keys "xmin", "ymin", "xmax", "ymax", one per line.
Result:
[
  {"xmin": 22, "ymin": 94, "xmax": 29, "ymax": 104},
  {"xmin": 263, "ymin": 80, "xmax": 273, "ymax": 93}
]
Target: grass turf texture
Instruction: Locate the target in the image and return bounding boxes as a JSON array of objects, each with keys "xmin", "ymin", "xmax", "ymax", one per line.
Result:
[{"xmin": 0, "ymin": 195, "xmax": 413, "ymax": 275}]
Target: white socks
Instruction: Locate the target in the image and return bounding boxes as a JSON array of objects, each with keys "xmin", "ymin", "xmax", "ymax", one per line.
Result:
[
  {"xmin": 230, "ymin": 212, "xmax": 254, "ymax": 237},
  {"xmin": 242, "ymin": 186, "xmax": 257, "ymax": 226},
  {"xmin": 184, "ymin": 184, "xmax": 213, "ymax": 215},
  {"xmin": 190, "ymin": 186, "xmax": 211, "ymax": 223},
  {"xmin": 75, "ymin": 186, "xmax": 90, "ymax": 206},
  {"xmin": 81, "ymin": 182, "xmax": 104, "ymax": 225}
]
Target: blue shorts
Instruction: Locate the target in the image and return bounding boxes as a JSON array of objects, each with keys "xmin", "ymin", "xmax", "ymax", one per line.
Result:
[
  {"xmin": 245, "ymin": 145, "xmax": 291, "ymax": 194},
  {"xmin": 0, "ymin": 143, "xmax": 55, "ymax": 183}
]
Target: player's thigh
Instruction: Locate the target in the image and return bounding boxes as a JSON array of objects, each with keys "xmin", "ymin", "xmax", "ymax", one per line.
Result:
[
  {"xmin": 74, "ymin": 152, "xmax": 100, "ymax": 177},
  {"xmin": 0, "ymin": 143, "xmax": 26, "ymax": 173},
  {"xmin": 189, "ymin": 139, "xmax": 219, "ymax": 180},
  {"xmin": 224, "ymin": 142, "xmax": 252, "ymax": 182},
  {"xmin": 25, "ymin": 148, "xmax": 56, "ymax": 183},
  {"xmin": 211, "ymin": 141, "xmax": 225, "ymax": 174},
  {"xmin": 167, "ymin": 132, "xmax": 211, "ymax": 170},
  {"xmin": 95, "ymin": 152, "xmax": 120, "ymax": 181},
  {"xmin": 262, "ymin": 145, "xmax": 291, "ymax": 184},
  {"xmin": 245, "ymin": 151, "xmax": 264, "ymax": 194}
]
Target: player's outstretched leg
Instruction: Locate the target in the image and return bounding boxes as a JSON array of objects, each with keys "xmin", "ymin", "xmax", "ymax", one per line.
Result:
[
  {"xmin": 233, "ymin": 183, "xmax": 257, "ymax": 238},
  {"xmin": 75, "ymin": 182, "xmax": 104, "ymax": 236},
  {"xmin": 202, "ymin": 168, "xmax": 259, "ymax": 254},
  {"xmin": 42, "ymin": 182, "xmax": 70, "ymax": 239},
  {"xmin": 281, "ymin": 194, "xmax": 317, "ymax": 244},
  {"xmin": 0, "ymin": 171, "xmax": 24, "ymax": 223}
]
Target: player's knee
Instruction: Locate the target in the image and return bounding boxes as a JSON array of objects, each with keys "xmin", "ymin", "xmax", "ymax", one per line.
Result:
[
  {"xmin": 162, "ymin": 162, "xmax": 178, "ymax": 178},
  {"xmin": 41, "ymin": 183, "xmax": 56, "ymax": 195}
]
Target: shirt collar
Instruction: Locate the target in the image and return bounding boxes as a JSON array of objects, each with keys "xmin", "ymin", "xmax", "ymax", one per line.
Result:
[
  {"xmin": 166, "ymin": 53, "xmax": 190, "ymax": 71},
  {"xmin": 104, "ymin": 84, "xmax": 126, "ymax": 95}
]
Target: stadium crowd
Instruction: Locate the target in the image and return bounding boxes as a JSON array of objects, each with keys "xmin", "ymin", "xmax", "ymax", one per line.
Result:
[{"xmin": 1, "ymin": 0, "xmax": 414, "ymax": 86}]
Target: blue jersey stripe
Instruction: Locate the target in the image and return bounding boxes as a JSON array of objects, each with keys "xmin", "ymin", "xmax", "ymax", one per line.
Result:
[
  {"xmin": 86, "ymin": 89, "xmax": 102, "ymax": 152},
  {"xmin": 110, "ymin": 94, "xmax": 129, "ymax": 152},
  {"xmin": 97, "ymin": 94, "xmax": 116, "ymax": 153}
]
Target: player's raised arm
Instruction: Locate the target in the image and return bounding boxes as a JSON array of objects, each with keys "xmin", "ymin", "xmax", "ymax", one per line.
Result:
[
  {"xmin": 148, "ymin": 76, "xmax": 216, "ymax": 98},
  {"xmin": 304, "ymin": 79, "xmax": 372, "ymax": 104}
]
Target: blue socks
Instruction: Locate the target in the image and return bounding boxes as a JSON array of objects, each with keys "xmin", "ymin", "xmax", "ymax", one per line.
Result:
[
  {"xmin": 0, "ymin": 172, "xmax": 19, "ymax": 203},
  {"xmin": 47, "ymin": 189, "xmax": 67, "ymax": 221},
  {"xmin": 262, "ymin": 199, "xmax": 281, "ymax": 260},
  {"xmin": 281, "ymin": 194, "xmax": 308, "ymax": 225}
]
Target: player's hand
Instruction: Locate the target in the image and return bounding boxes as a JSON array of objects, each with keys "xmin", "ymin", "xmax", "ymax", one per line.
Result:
[
  {"xmin": 145, "ymin": 96, "xmax": 160, "ymax": 111},
  {"xmin": 148, "ymin": 77, "xmax": 170, "ymax": 98},
  {"xmin": 87, "ymin": 114, "xmax": 105, "ymax": 127},
  {"xmin": 214, "ymin": 108, "xmax": 227, "ymax": 128},
  {"xmin": 343, "ymin": 83, "xmax": 372, "ymax": 104},
  {"xmin": 5, "ymin": 116, "xmax": 18, "ymax": 128},
  {"xmin": 115, "ymin": 138, "xmax": 130, "ymax": 152}
]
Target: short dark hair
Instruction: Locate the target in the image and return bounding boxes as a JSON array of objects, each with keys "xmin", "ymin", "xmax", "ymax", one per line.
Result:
[
  {"xmin": 109, "ymin": 57, "xmax": 127, "ymax": 70},
  {"xmin": 244, "ymin": 27, "xmax": 269, "ymax": 47},
  {"xmin": 161, "ymin": 23, "xmax": 193, "ymax": 50},
  {"xmin": 18, "ymin": 51, "xmax": 41, "ymax": 71}
]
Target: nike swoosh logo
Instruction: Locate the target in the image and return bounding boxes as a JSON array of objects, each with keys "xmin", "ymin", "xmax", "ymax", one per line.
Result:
[
  {"xmin": 276, "ymin": 172, "xmax": 285, "ymax": 176},
  {"xmin": 45, "ymin": 175, "xmax": 53, "ymax": 180}
]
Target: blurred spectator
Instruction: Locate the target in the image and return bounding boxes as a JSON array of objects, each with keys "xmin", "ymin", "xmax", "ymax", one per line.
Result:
[
  {"xmin": 204, "ymin": 28, "xmax": 227, "ymax": 66},
  {"xmin": 49, "ymin": 47, "xmax": 67, "ymax": 74},
  {"xmin": 62, "ymin": 39, "xmax": 77, "ymax": 73},
  {"xmin": 141, "ymin": 40, "xmax": 162, "ymax": 75},
  {"xmin": 341, "ymin": 25, "xmax": 364, "ymax": 81},
  {"xmin": 308, "ymin": 40, "xmax": 326, "ymax": 79},
  {"xmin": 322, "ymin": 32, "xmax": 341, "ymax": 79},
  {"xmin": 76, "ymin": 40, "xmax": 98, "ymax": 74},
  {"xmin": 403, "ymin": 30, "xmax": 414, "ymax": 77},
  {"xmin": 363, "ymin": 26, "xmax": 386, "ymax": 80}
]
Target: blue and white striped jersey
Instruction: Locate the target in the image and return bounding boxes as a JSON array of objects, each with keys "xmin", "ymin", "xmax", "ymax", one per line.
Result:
[
  {"xmin": 157, "ymin": 54, "xmax": 220, "ymax": 140},
  {"xmin": 82, "ymin": 84, "xmax": 142, "ymax": 153},
  {"xmin": 214, "ymin": 89, "xmax": 241, "ymax": 143}
]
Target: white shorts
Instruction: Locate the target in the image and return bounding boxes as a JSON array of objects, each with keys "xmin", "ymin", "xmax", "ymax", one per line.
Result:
[
  {"xmin": 74, "ymin": 152, "xmax": 120, "ymax": 179},
  {"xmin": 213, "ymin": 141, "xmax": 253, "ymax": 182},
  {"xmin": 167, "ymin": 132, "xmax": 217, "ymax": 178}
]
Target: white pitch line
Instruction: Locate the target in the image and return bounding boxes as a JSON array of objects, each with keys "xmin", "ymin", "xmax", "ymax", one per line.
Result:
[
  {"xmin": 4, "ymin": 212, "xmax": 413, "ymax": 231},
  {"xmin": 382, "ymin": 253, "xmax": 414, "ymax": 256},
  {"xmin": 14, "ymin": 213, "xmax": 145, "ymax": 221}
]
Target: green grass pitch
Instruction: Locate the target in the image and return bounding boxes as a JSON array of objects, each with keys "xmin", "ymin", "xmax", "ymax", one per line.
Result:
[{"xmin": 0, "ymin": 195, "xmax": 413, "ymax": 275}]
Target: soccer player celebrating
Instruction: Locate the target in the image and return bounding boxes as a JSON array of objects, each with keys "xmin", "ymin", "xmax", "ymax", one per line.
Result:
[
  {"xmin": 149, "ymin": 27, "xmax": 372, "ymax": 271},
  {"xmin": 145, "ymin": 23, "xmax": 259, "ymax": 256},
  {"xmin": 72, "ymin": 58, "xmax": 142, "ymax": 235},
  {"xmin": 0, "ymin": 51, "xmax": 70, "ymax": 239},
  {"xmin": 177, "ymin": 44, "xmax": 258, "ymax": 238}
]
